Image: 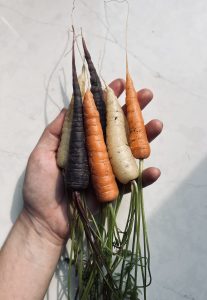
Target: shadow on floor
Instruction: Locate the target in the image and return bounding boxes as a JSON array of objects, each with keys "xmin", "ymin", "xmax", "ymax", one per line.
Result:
[{"xmin": 147, "ymin": 157, "xmax": 207, "ymax": 300}]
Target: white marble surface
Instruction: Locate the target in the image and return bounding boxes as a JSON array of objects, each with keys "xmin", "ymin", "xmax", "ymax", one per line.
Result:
[{"xmin": 0, "ymin": 0, "xmax": 207, "ymax": 299}]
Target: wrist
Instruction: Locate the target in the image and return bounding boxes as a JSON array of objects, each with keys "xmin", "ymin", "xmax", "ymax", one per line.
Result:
[
  {"xmin": 21, "ymin": 207, "xmax": 66, "ymax": 248},
  {"xmin": 0, "ymin": 209, "xmax": 63, "ymax": 300}
]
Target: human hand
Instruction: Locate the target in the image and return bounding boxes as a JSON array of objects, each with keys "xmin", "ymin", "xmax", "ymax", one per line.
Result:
[
  {"xmin": 23, "ymin": 109, "xmax": 69, "ymax": 245},
  {"xmin": 22, "ymin": 79, "xmax": 163, "ymax": 246}
]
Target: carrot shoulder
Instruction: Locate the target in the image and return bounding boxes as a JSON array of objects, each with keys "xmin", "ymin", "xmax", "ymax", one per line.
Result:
[
  {"xmin": 126, "ymin": 70, "xmax": 150, "ymax": 159},
  {"xmin": 83, "ymin": 89, "xmax": 118, "ymax": 202}
]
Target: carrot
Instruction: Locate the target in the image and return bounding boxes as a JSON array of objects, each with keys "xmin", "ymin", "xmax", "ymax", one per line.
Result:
[
  {"xmin": 105, "ymin": 85, "xmax": 138, "ymax": 184},
  {"xmin": 118, "ymin": 59, "xmax": 151, "ymax": 299},
  {"xmin": 82, "ymin": 36, "xmax": 106, "ymax": 137},
  {"xmin": 83, "ymin": 89, "xmax": 119, "ymax": 202},
  {"xmin": 57, "ymin": 65, "xmax": 86, "ymax": 169},
  {"xmin": 65, "ymin": 36, "xmax": 89, "ymax": 191},
  {"xmin": 125, "ymin": 64, "xmax": 150, "ymax": 159},
  {"xmin": 57, "ymin": 100, "xmax": 73, "ymax": 169}
]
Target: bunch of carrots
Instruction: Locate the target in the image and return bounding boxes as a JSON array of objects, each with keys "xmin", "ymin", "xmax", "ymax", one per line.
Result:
[{"xmin": 57, "ymin": 28, "xmax": 151, "ymax": 300}]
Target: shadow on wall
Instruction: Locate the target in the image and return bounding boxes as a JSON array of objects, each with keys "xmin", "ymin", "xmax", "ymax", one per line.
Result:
[
  {"xmin": 10, "ymin": 170, "xmax": 25, "ymax": 224},
  {"xmin": 148, "ymin": 156, "xmax": 207, "ymax": 300}
]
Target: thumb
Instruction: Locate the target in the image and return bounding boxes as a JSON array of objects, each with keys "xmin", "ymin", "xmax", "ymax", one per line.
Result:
[{"xmin": 36, "ymin": 109, "xmax": 67, "ymax": 152}]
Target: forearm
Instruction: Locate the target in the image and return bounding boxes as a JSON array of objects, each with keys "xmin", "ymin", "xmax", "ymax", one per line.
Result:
[{"xmin": 0, "ymin": 210, "xmax": 63, "ymax": 300}]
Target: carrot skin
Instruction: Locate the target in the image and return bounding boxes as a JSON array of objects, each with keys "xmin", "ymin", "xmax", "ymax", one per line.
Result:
[
  {"xmin": 57, "ymin": 65, "xmax": 86, "ymax": 170},
  {"xmin": 83, "ymin": 89, "xmax": 118, "ymax": 202},
  {"xmin": 126, "ymin": 71, "xmax": 150, "ymax": 159},
  {"xmin": 105, "ymin": 86, "xmax": 139, "ymax": 184},
  {"xmin": 82, "ymin": 37, "xmax": 106, "ymax": 137},
  {"xmin": 57, "ymin": 99, "xmax": 74, "ymax": 169},
  {"xmin": 65, "ymin": 40, "xmax": 89, "ymax": 191}
]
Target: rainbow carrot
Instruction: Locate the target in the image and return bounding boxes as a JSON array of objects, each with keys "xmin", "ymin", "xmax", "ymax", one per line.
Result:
[
  {"xmin": 65, "ymin": 37, "xmax": 89, "ymax": 191},
  {"xmin": 83, "ymin": 89, "xmax": 119, "ymax": 202},
  {"xmin": 105, "ymin": 85, "xmax": 138, "ymax": 184},
  {"xmin": 82, "ymin": 36, "xmax": 106, "ymax": 137},
  {"xmin": 57, "ymin": 65, "xmax": 86, "ymax": 169},
  {"xmin": 125, "ymin": 65, "xmax": 150, "ymax": 159}
]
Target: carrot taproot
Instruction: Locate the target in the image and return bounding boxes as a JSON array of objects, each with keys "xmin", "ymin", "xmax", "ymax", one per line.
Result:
[
  {"xmin": 83, "ymin": 89, "xmax": 118, "ymax": 202},
  {"xmin": 82, "ymin": 36, "xmax": 106, "ymax": 137},
  {"xmin": 57, "ymin": 65, "xmax": 86, "ymax": 169},
  {"xmin": 57, "ymin": 99, "xmax": 73, "ymax": 169},
  {"xmin": 105, "ymin": 85, "xmax": 138, "ymax": 184},
  {"xmin": 117, "ymin": 59, "xmax": 151, "ymax": 299},
  {"xmin": 126, "ymin": 65, "xmax": 150, "ymax": 159},
  {"xmin": 65, "ymin": 36, "xmax": 89, "ymax": 191}
]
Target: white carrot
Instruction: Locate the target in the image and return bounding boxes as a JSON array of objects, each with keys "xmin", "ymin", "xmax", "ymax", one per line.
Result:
[
  {"xmin": 57, "ymin": 65, "xmax": 86, "ymax": 169},
  {"xmin": 105, "ymin": 86, "xmax": 138, "ymax": 184}
]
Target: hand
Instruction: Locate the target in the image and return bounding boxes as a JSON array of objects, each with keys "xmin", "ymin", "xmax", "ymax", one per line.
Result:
[
  {"xmin": 23, "ymin": 109, "xmax": 69, "ymax": 245},
  {"xmin": 22, "ymin": 79, "xmax": 163, "ymax": 245}
]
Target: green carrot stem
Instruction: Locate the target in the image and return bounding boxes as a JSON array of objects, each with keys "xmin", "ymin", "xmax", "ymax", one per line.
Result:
[
  {"xmin": 98, "ymin": 203, "xmax": 107, "ymax": 238},
  {"xmin": 119, "ymin": 185, "xmax": 135, "ymax": 292},
  {"xmin": 137, "ymin": 158, "xmax": 153, "ymax": 299},
  {"xmin": 123, "ymin": 181, "xmax": 138, "ymax": 296},
  {"xmin": 141, "ymin": 201, "xmax": 152, "ymax": 286},
  {"xmin": 138, "ymin": 241, "xmax": 146, "ymax": 288},
  {"xmin": 139, "ymin": 159, "xmax": 152, "ymax": 287},
  {"xmin": 73, "ymin": 192, "xmax": 120, "ymax": 298},
  {"xmin": 77, "ymin": 221, "xmax": 84, "ymax": 297},
  {"xmin": 106, "ymin": 204, "xmax": 114, "ymax": 267},
  {"xmin": 136, "ymin": 161, "xmax": 146, "ymax": 291},
  {"xmin": 81, "ymin": 266, "xmax": 96, "ymax": 300},
  {"xmin": 114, "ymin": 185, "xmax": 125, "ymax": 217},
  {"xmin": 134, "ymin": 180, "xmax": 141, "ymax": 287},
  {"xmin": 108, "ymin": 203, "xmax": 122, "ymax": 247}
]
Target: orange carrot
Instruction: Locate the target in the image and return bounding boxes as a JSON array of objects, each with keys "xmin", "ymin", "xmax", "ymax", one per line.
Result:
[
  {"xmin": 83, "ymin": 89, "xmax": 119, "ymax": 202},
  {"xmin": 126, "ymin": 66, "xmax": 150, "ymax": 159}
]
